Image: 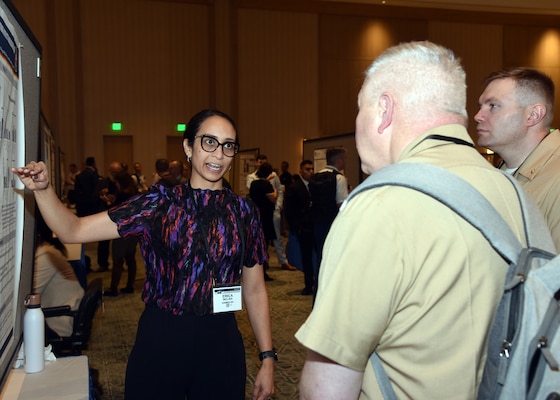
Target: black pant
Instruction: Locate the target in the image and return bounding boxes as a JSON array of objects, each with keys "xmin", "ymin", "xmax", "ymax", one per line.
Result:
[
  {"xmin": 125, "ymin": 306, "xmax": 246, "ymax": 400},
  {"xmin": 313, "ymin": 221, "xmax": 333, "ymax": 298},
  {"xmin": 97, "ymin": 240, "xmax": 110, "ymax": 268},
  {"xmin": 110, "ymin": 237, "xmax": 137, "ymax": 290},
  {"xmin": 296, "ymin": 228, "xmax": 315, "ymax": 292}
]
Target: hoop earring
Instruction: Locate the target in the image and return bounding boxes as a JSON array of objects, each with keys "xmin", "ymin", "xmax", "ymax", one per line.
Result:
[{"xmin": 187, "ymin": 156, "xmax": 191, "ymax": 163}]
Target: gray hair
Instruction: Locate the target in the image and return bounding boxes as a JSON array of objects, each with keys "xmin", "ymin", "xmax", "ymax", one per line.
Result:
[{"xmin": 363, "ymin": 41, "xmax": 467, "ymax": 120}]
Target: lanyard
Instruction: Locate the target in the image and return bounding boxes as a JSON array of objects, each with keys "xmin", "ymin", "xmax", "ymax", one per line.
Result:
[
  {"xmin": 422, "ymin": 134, "xmax": 474, "ymax": 148},
  {"xmin": 407, "ymin": 133, "xmax": 474, "ymax": 154}
]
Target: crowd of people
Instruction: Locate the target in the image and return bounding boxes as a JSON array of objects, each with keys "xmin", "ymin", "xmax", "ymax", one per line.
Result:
[
  {"xmin": 63, "ymin": 148, "xmax": 336, "ymax": 297},
  {"xmin": 14, "ymin": 39, "xmax": 560, "ymax": 399}
]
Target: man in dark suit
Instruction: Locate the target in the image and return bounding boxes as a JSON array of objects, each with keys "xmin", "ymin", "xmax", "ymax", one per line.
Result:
[
  {"xmin": 95, "ymin": 161, "xmax": 123, "ymax": 271},
  {"xmin": 74, "ymin": 157, "xmax": 100, "ymax": 218},
  {"xmin": 73, "ymin": 157, "xmax": 102, "ymax": 273},
  {"xmin": 284, "ymin": 160, "xmax": 315, "ymax": 295}
]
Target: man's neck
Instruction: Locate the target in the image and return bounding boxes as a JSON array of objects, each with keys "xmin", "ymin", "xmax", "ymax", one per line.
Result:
[{"xmin": 501, "ymin": 130, "xmax": 550, "ymax": 169}]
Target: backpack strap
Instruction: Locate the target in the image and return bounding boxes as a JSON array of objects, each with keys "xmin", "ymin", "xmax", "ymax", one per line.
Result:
[
  {"xmin": 344, "ymin": 162, "xmax": 525, "ymax": 262},
  {"xmin": 501, "ymin": 174, "xmax": 556, "ymax": 253},
  {"xmin": 371, "ymin": 352, "xmax": 397, "ymax": 400}
]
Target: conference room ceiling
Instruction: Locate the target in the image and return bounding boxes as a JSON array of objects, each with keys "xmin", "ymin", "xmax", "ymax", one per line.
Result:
[{"xmin": 326, "ymin": 0, "xmax": 560, "ymax": 15}]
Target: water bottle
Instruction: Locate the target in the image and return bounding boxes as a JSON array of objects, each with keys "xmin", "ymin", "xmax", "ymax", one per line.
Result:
[{"xmin": 23, "ymin": 293, "xmax": 44, "ymax": 373}]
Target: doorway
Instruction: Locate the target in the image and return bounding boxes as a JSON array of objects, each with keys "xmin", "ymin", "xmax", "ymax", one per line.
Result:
[
  {"xmin": 166, "ymin": 136, "xmax": 185, "ymax": 163},
  {"xmin": 103, "ymin": 135, "xmax": 133, "ymax": 176}
]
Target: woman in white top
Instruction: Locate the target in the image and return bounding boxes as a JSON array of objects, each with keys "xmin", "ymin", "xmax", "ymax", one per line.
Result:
[{"xmin": 34, "ymin": 214, "xmax": 84, "ymax": 337}]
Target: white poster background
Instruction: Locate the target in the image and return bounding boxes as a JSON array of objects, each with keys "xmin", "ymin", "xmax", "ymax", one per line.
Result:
[
  {"xmin": 313, "ymin": 148, "xmax": 327, "ymax": 172},
  {"xmin": 237, "ymin": 151, "xmax": 256, "ymax": 197},
  {"xmin": 0, "ymin": 7, "xmax": 21, "ymax": 363}
]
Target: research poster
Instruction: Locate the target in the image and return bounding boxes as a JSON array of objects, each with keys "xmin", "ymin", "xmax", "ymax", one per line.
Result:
[
  {"xmin": 236, "ymin": 150, "xmax": 258, "ymax": 197},
  {"xmin": 0, "ymin": 7, "xmax": 21, "ymax": 364}
]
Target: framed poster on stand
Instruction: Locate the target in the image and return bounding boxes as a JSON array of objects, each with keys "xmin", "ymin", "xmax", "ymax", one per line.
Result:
[{"xmin": 233, "ymin": 148, "xmax": 259, "ymax": 197}]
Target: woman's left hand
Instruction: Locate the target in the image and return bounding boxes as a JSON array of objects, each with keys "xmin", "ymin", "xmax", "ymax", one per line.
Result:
[{"xmin": 252, "ymin": 359, "xmax": 274, "ymax": 400}]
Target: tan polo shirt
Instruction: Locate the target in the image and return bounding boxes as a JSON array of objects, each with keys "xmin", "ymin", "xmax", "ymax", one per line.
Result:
[
  {"xmin": 295, "ymin": 124, "xmax": 526, "ymax": 399},
  {"xmin": 507, "ymin": 129, "xmax": 560, "ymax": 251}
]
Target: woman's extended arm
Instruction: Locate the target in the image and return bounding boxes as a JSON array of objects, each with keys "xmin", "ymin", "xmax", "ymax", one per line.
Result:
[
  {"xmin": 12, "ymin": 161, "xmax": 120, "ymax": 243},
  {"xmin": 242, "ymin": 264, "xmax": 275, "ymax": 400}
]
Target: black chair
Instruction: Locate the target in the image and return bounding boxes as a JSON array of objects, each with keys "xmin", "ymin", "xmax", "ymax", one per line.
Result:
[{"xmin": 43, "ymin": 277, "xmax": 104, "ymax": 357}]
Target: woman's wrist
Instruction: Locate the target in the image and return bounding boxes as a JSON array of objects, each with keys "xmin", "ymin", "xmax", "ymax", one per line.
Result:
[
  {"xmin": 33, "ymin": 181, "xmax": 52, "ymax": 194},
  {"xmin": 259, "ymin": 348, "xmax": 278, "ymax": 362}
]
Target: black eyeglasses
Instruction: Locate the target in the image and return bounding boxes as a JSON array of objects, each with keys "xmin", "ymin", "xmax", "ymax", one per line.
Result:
[{"xmin": 194, "ymin": 135, "xmax": 239, "ymax": 157}]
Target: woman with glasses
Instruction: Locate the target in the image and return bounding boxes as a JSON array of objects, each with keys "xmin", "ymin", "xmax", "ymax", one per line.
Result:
[{"xmin": 12, "ymin": 109, "xmax": 275, "ymax": 400}]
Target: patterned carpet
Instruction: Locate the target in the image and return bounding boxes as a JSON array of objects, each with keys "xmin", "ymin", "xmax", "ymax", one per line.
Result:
[{"xmin": 82, "ymin": 240, "xmax": 313, "ymax": 399}]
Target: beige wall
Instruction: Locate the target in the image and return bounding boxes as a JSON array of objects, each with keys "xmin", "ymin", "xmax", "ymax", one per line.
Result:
[
  {"xmin": 237, "ymin": 8, "xmax": 319, "ymax": 170},
  {"xmin": 11, "ymin": 0, "xmax": 560, "ymax": 187}
]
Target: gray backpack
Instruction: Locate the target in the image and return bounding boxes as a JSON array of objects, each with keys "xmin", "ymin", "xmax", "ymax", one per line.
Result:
[{"xmin": 342, "ymin": 162, "xmax": 560, "ymax": 399}]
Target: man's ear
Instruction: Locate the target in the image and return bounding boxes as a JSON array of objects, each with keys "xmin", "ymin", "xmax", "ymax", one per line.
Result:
[
  {"xmin": 378, "ymin": 93, "xmax": 394, "ymax": 134},
  {"xmin": 527, "ymin": 103, "xmax": 547, "ymax": 127}
]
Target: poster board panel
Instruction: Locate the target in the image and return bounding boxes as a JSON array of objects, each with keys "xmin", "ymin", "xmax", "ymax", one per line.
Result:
[
  {"xmin": 233, "ymin": 148, "xmax": 259, "ymax": 197},
  {"xmin": 0, "ymin": 0, "xmax": 41, "ymax": 390}
]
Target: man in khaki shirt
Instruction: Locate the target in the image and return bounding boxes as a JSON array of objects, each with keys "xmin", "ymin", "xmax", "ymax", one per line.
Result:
[
  {"xmin": 476, "ymin": 67, "xmax": 560, "ymax": 250},
  {"xmin": 296, "ymin": 41, "xmax": 528, "ymax": 399}
]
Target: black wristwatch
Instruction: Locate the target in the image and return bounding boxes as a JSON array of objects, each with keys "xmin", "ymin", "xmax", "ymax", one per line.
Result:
[{"xmin": 259, "ymin": 348, "xmax": 278, "ymax": 362}]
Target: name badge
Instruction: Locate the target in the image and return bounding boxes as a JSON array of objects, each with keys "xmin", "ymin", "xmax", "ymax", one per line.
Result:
[{"xmin": 212, "ymin": 285, "xmax": 242, "ymax": 313}]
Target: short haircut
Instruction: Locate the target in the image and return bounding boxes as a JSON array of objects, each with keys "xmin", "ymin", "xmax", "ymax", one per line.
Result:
[
  {"xmin": 362, "ymin": 41, "xmax": 467, "ymax": 121},
  {"xmin": 155, "ymin": 158, "xmax": 169, "ymax": 174},
  {"xmin": 326, "ymin": 148, "xmax": 345, "ymax": 165},
  {"xmin": 300, "ymin": 159, "xmax": 313, "ymax": 169},
  {"xmin": 482, "ymin": 67, "xmax": 555, "ymax": 125},
  {"xmin": 256, "ymin": 162, "xmax": 273, "ymax": 179}
]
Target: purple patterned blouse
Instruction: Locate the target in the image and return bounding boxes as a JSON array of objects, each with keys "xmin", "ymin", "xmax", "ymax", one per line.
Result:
[{"xmin": 108, "ymin": 182, "xmax": 268, "ymax": 316}]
